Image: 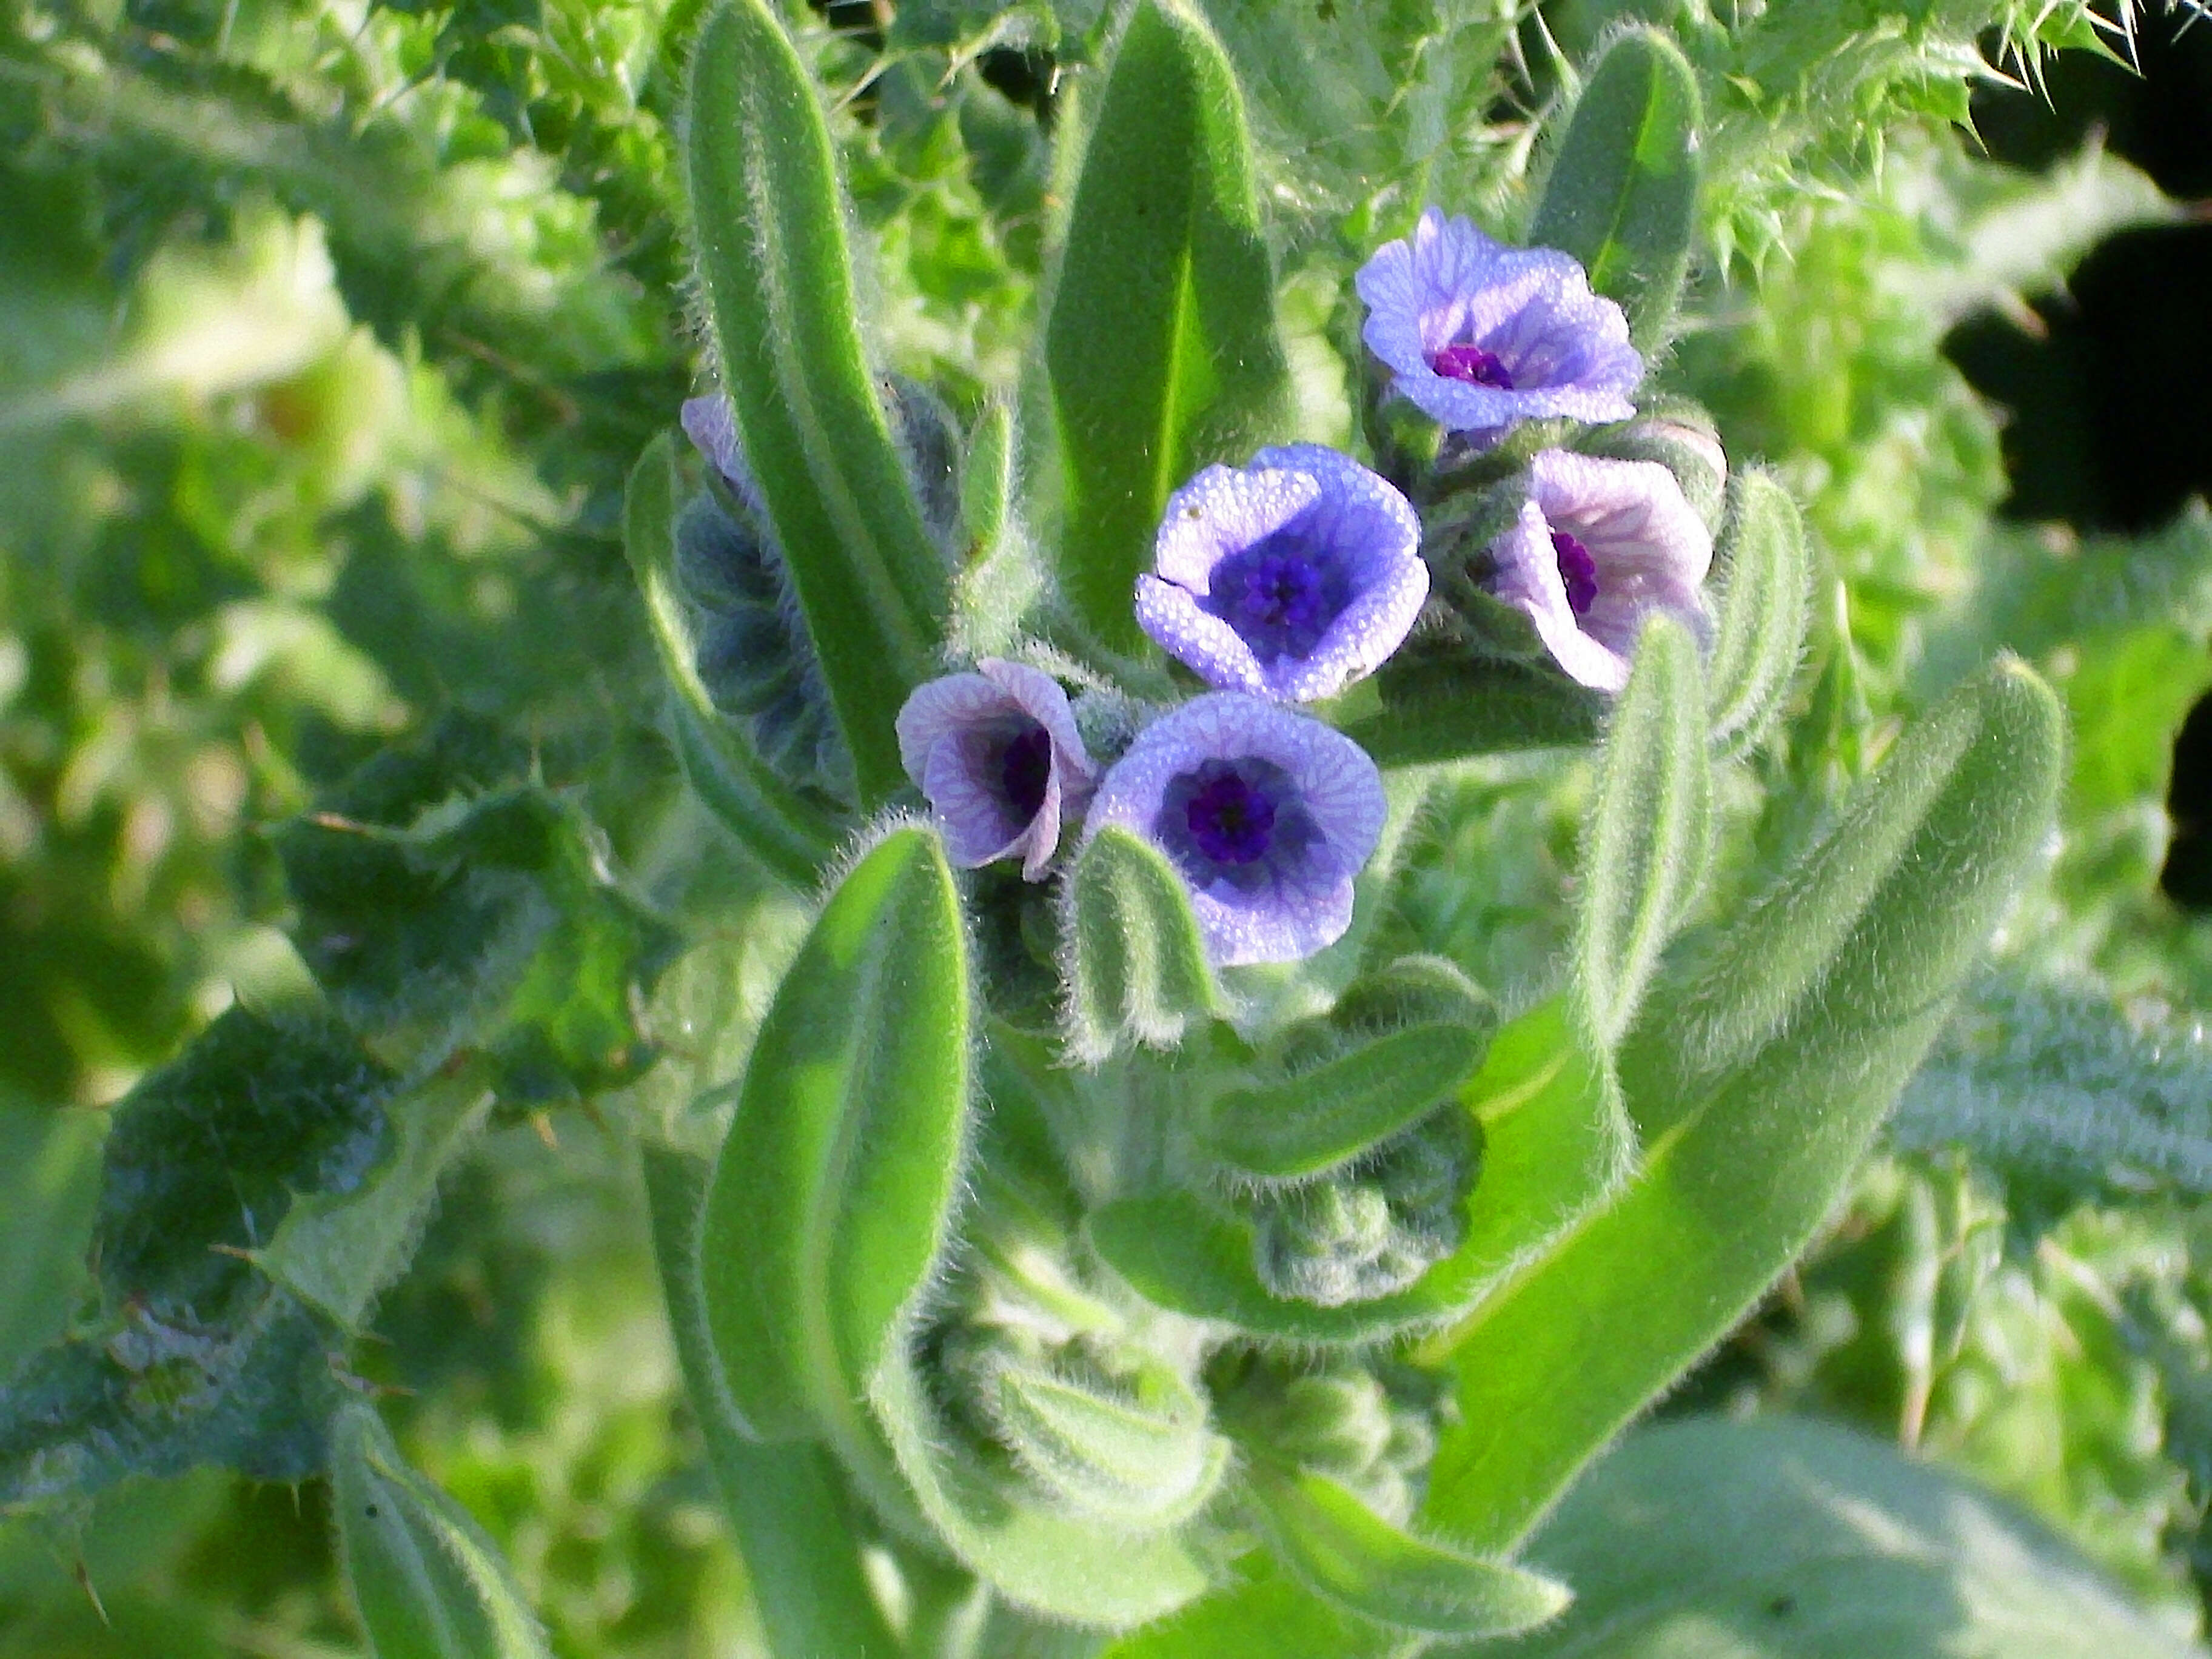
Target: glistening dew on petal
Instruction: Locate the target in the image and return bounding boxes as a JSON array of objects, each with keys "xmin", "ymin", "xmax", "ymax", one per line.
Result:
[
  {"xmin": 1355, "ymin": 207, "xmax": 1643, "ymax": 441},
  {"xmin": 1085, "ymin": 694, "xmax": 1387, "ymax": 967},
  {"xmin": 897, "ymin": 660, "xmax": 1096, "ymax": 879},
  {"xmin": 1136, "ymin": 446, "xmax": 1427, "ymax": 704},
  {"xmin": 1487, "ymin": 449, "xmax": 1714, "ymax": 693}
]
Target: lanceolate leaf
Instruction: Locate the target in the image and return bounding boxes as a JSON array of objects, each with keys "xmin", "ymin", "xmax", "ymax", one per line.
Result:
[
  {"xmin": 332, "ymin": 1402, "xmax": 553, "ymax": 1659},
  {"xmin": 642, "ymin": 1146, "xmax": 903, "ymax": 1659},
  {"xmin": 1574, "ymin": 615, "xmax": 1711, "ymax": 1054},
  {"xmin": 1045, "ymin": 0, "xmax": 1292, "ymax": 654},
  {"xmin": 1480, "ymin": 1418, "xmax": 2200, "ymax": 1659},
  {"xmin": 1201, "ymin": 962, "xmax": 1497, "ymax": 1181},
  {"xmin": 1417, "ymin": 660, "xmax": 2065, "ymax": 1553},
  {"xmin": 1527, "ymin": 27, "xmax": 1702, "ymax": 353},
  {"xmin": 1347, "ymin": 654, "xmax": 1605, "ymax": 767},
  {"xmin": 1706, "ymin": 470, "xmax": 1812, "ymax": 756},
  {"xmin": 1064, "ymin": 826, "xmax": 1223, "ymax": 1065},
  {"xmin": 685, "ymin": 0, "xmax": 949, "ymax": 805},
  {"xmin": 698, "ymin": 827, "xmax": 971, "ymax": 1457},
  {"xmin": 1245, "ymin": 1465, "xmax": 1568, "ymax": 1639},
  {"xmin": 1090, "ymin": 1000, "xmax": 1621, "ymax": 1345},
  {"xmin": 623, "ymin": 435, "xmax": 846, "ymax": 886}
]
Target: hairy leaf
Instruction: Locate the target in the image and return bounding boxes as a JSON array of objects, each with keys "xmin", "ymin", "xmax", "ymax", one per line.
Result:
[
  {"xmin": 698, "ymin": 827, "xmax": 970, "ymax": 1453},
  {"xmin": 1090, "ymin": 1000, "xmax": 1621, "ymax": 1344},
  {"xmin": 1245, "ymin": 1465, "xmax": 1568, "ymax": 1639},
  {"xmin": 642, "ymin": 1145, "xmax": 903, "ymax": 1659},
  {"xmin": 332, "ymin": 1401, "xmax": 552, "ymax": 1659},
  {"xmin": 1348, "ymin": 655, "xmax": 1605, "ymax": 767},
  {"xmin": 1528, "ymin": 27, "xmax": 1702, "ymax": 353},
  {"xmin": 1418, "ymin": 661, "xmax": 2065, "ymax": 1552},
  {"xmin": 1706, "ymin": 471, "xmax": 1812, "ymax": 756},
  {"xmin": 1045, "ymin": 0, "xmax": 1292, "ymax": 654},
  {"xmin": 1064, "ymin": 826, "xmax": 1224, "ymax": 1065},
  {"xmin": 685, "ymin": 0, "xmax": 950, "ymax": 805},
  {"xmin": 1575, "ymin": 615, "xmax": 1710, "ymax": 1054},
  {"xmin": 1202, "ymin": 959, "xmax": 1497, "ymax": 1182}
]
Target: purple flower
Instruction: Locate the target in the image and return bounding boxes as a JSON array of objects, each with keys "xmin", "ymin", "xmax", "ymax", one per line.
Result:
[
  {"xmin": 1489, "ymin": 449, "xmax": 1712, "ymax": 693},
  {"xmin": 897, "ymin": 660, "xmax": 1096, "ymax": 879},
  {"xmin": 1087, "ymin": 695, "xmax": 1387, "ymax": 967},
  {"xmin": 1355, "ymin": 208, "xmax": 1643, "ymax": 441},
  {"xmin": 1135, "ymin": 446, "xmax": 1426, "ymax": 704}
]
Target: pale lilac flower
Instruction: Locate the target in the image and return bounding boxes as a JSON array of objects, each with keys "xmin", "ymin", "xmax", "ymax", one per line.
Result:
[
  {"xmin": 682, "ymin": 395, "xmax": 760, "ymax": 509},
  {"xmin": 1489, "ymin": 449, "xmax": 1712, "ymax": 694},
  {"xmin": 1087, "ymin": 694, "xmax": 1386, "ymax": 967},
  {"xmin": 1356, "ymin": 208, "xmax": 1642, "ymax": 441},
  {"xmin": 897, "ymin": 661, "xmax": 1096, "ymax": 879},
  {"xmin": 1135, "ymin": 446, "xmax": 1425, "ymax": 704}
]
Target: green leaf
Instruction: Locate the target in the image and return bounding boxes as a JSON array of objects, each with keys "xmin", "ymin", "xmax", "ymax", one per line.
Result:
[
  {"xmin": 1090, "ymin": 999, "xmax": 1622, "ymax": 1344},
  {"xmin": 994, "ymin": 1364, "xmax": 1231, "ymax": 1528},
  {"xmin": 1527, "ymin": 27, "xmax": 1702, "ymax": 353},
  {"xmin": 330, "ymin": 1401, "xmax": 552, "ymax": 1659},
  {"xmin": 0, "ymin": 1007, "xmax": 397, "ymax": 1503},
  {"xmin": 1096, "ymin": 1555, "xmax": 1401, "ymax": 1659},
  {"xmin": 868, "ymin": 1336, "xmax": 1222, "ymax": 1629},
  {"xmin": 685, "ymin": 0, "xmax": 949, "ymax": 805},
  {"xmin": 1477, "ymin": 1416, "xmax": 2200, "ymax": 1659},
  {"xmin": 1063, "ymin": 827, "xmax": 1223, "ymax": 1065},
  {"xmin": 1890, "ymin": 974, "xmax": 2212, "ymax": 1207},
  {"xmin": 699, "ymin": 826, "xmax": 970, "ymax": 1452},
  {"xmin": 623, "ymin": 434, "xmax": 846, "ymax": 886},
  {"xmin": 0, "ymin": 1102, "xmax": 104, "ymax": 1382},
  {"xmin": 1245, "ymin": 1465, "xmax": 1568, "ymax": 1640},
  {"xmin": 1418, "ymin": 660, "xmax": 2066, "ymax": 1553},
  {"xmin": 642, "ymin": 1145, "xmax": 903, "ymax": 1659},
  {"xmin": 948, "ymin": 401, "xmax": 1046, "ymax": 660},
  {"xmin": 1346, "ymin": 655, "xmax": 1604, "ymax": 767},
  {"xmin": 1706, "ymin": 471, "xmax": 1812, "ymax": 757},
  {"xmin": 1574, "ymin": 614, "xmax": 1710, "ymax": 1054},
  {"xmin": 1201, "ymin": 960, "xmax": 1497, "ymax": 1182},
  {"xmin": 254, "ymin": 1076, "xmax": 491, "ymax": 1332},
  {"xmin": 1045, "ymin": 0, "xmax": 1292, "ymax": 654},
  {"xmin": 273, "ymin": 717, "xmax": 681, "ymax": 1101}
]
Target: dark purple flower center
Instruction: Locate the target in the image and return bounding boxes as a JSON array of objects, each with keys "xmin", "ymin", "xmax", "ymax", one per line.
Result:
[
  {"xmin": 1205, "ymin": 524, "xmax": 1354, "ymax": 662},
  {"xmin": 960, "ymin": 715, "xmax": 1054, "ymax": 830},
  {"xmin": 1157, "ymin": 757, "xmax": 1321, "ymax": 894},
  {"xmin": 998, "ymin": 724, "xmax": 1054, "ymax": 820},
  {"xmin": 1429, "ymin": 343, "xmax": 1515, "ymax": 389},
  {"xmin": 1552, "ymin": 530, "xmax": 1599, "ymax": 615}
]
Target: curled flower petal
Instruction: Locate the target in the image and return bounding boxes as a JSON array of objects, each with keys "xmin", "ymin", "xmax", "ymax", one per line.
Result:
[
  {"xmin": 1489, "ymin": 449, "xmax": 1713, "ymax": 693},
  {"xmin": 1136, "ymin": 446, "xmax": 1427, "ymax": 703},
  {"xmin": 1356, "ymin": 208, "xmax": 1643, "ymax": 441},
  {"xmin": 897, "ymin": 660, "xmax": 1096, "ymax": 879},
  {"xmin": 1086, "ymin": 694, "xmax": 1386, "ymax": 966}
]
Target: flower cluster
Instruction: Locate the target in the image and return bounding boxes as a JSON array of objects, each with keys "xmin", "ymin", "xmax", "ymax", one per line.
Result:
[{"xmin": 882, "ymin": 204, "xmax": 1722, "ymax": 967}]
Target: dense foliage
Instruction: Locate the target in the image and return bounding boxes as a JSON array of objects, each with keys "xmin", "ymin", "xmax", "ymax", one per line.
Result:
[{"xmin": 2, "ymin": 0, "xmax": 2210, "ymax": 1653}]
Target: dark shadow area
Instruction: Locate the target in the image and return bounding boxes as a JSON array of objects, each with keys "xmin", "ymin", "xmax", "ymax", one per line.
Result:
[{"xmin": 1944, "ymin": 7, "xmax": 2212, "ymax": 911}]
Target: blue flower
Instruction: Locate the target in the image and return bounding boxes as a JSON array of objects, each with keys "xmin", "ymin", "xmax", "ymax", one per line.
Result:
[
  {"xmin": 1489, "ymin": 449, "xmax": 1712, "ymax": 693},
  {"xmin": 897, "ymin": 660, "xmax": 1097, "ymax": 879},
  {"xmin": 1135, "ymin": 446, "xmax": 1426, "ymax": 704},
  {"xmin": 1087, "ymin": 694, "xmax": 1387, "ymax": 966},
  {"xmin": 1356, "ymin": 208, "xmax": 1642, "ymax": 441}
]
